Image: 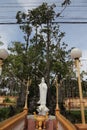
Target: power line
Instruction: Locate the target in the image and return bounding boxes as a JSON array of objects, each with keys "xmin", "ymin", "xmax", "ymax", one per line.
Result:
[
  {"xmin": 0, "ymin": 1, "xmax": 87, "ymax": 23},
  {"xmin": 0, "ymin": 21, "xmax": 87, "ymax": 25},
  {"xmin": 0, "ymin": 5, "xmax": 87, "ymax": 8},
  {"xmin": 1, "ymin": 17, "xmax": 87, "ymax": 23},
  {"xmin": 53, "ymin": 21, "xmax": 87, "ymax": 24},
  {"xmin": 0, "ymin": 1, "xmax": 87, "ymax": 8}
]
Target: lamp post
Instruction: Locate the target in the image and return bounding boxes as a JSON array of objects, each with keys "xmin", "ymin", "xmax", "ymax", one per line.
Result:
[
  {"xmin": 0, "ymin": 49, "xmax": 8, "ymax": 75},
  {"xmin": 54, "ymin": 75, "xmax": 60, "ymax": 112},
  {"xmin": 24, "ymin": 77, "xmax": 32, "ymax": 110},
  {"xmin": 71, "ymin": 48, "xmax": 85, "ymax": 124}
]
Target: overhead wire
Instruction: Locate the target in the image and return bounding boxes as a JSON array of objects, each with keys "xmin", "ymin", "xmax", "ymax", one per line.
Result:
[{"xmin": 0, "ymin": 1, "xmax": 87, "ymax": 24}]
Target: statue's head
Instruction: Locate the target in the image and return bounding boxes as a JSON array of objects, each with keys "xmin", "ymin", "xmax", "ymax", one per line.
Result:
[{"xmin": 41, "ymin": 77, "xmax": 45, "ymax": 82}]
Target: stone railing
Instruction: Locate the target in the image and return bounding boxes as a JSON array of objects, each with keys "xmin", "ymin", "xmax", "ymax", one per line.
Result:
[
  {"xmin": 55, "ymin": 110, "xmax": 76, "ymax": 130},
  {"xmin": 0, "ymin": 108, "xmax": 28, "ymax": 130}
]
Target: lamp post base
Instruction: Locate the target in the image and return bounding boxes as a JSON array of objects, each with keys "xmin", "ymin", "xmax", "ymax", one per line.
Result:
[{"xmin": 75, "ymin": 124, "xmax": 87, "ymax": 130}]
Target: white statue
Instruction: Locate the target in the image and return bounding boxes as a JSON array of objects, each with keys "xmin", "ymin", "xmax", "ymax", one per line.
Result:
[
  {"xmin": 38, "ymin": 77, "xmax": 47, "ymax": 105},
  {"xmin": 37, "ymin": 77, "xmax": 49, "ymax": 115}
]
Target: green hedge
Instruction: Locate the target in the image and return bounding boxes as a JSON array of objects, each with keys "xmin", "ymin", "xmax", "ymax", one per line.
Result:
[
  {"xmin": 0, "ymin": 107, "xmax": 10, "ymax": 121},
  {"xmin": 65, "ymin": 110, "xmax": 87, "ymax": 123}
]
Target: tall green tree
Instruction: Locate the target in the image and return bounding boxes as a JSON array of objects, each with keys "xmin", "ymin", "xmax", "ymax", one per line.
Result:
[
  {"xmin": 16, "ymin": 2, "xmax": 72, "ymax": 109},
  {"xmin": 3, "ymin": 1, "xmax": 72, "ymax": 112},
  {"xmin": 16, "ymin": 2, "xmax": 71, "ymax": 84}
]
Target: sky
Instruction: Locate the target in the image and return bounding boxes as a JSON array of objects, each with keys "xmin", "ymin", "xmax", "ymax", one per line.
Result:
[{"xmin": 0, "ymin": 0, "xmax": 87, "ymax": 73}]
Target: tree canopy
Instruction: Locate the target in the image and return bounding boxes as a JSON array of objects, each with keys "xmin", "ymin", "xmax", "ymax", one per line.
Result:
[{"xmin": 1, "ymin": 1, "xmax": 83, "ymax": 114}]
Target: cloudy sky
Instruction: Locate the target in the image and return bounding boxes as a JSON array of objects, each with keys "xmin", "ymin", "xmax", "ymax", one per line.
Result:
[{"xmin": 0, "ymin": 0, "xmax": 87, "ymax": 72}]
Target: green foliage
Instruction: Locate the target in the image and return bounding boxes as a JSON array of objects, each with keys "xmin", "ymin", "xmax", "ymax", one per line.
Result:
[
  {"xmin": 15, "ymin": 2, "xmax": 72, "ymax": 82},
  {"xmin": 2, "ymin": 2, "xmax": 74, "ymax": 112},
  {"xmin": 62, "ymin": 0, "xmax": 71, "ymax": 6},
  {"xmin": 0, "ymin": 106, "xmax": 22, "ymax": 122},
  {"xmin": 0, "ymin": 107, "xmax": 10, "ymax": 121},
  {"xmin": 30, "ymin": 3, "xmax": 55, "ymax": 25},
  {"xmin": 64, "ymin": 110, "xmax": 87, "ymax": 123},
  {"xmin": 3, "ymin": 97, "xmax": 11, "ymax": 103}
]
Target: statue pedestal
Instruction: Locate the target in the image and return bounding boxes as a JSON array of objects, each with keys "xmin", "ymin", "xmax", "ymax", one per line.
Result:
[{"xmin": 34, "ymin": 112, "xmax": 48, "ymax": 130}]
